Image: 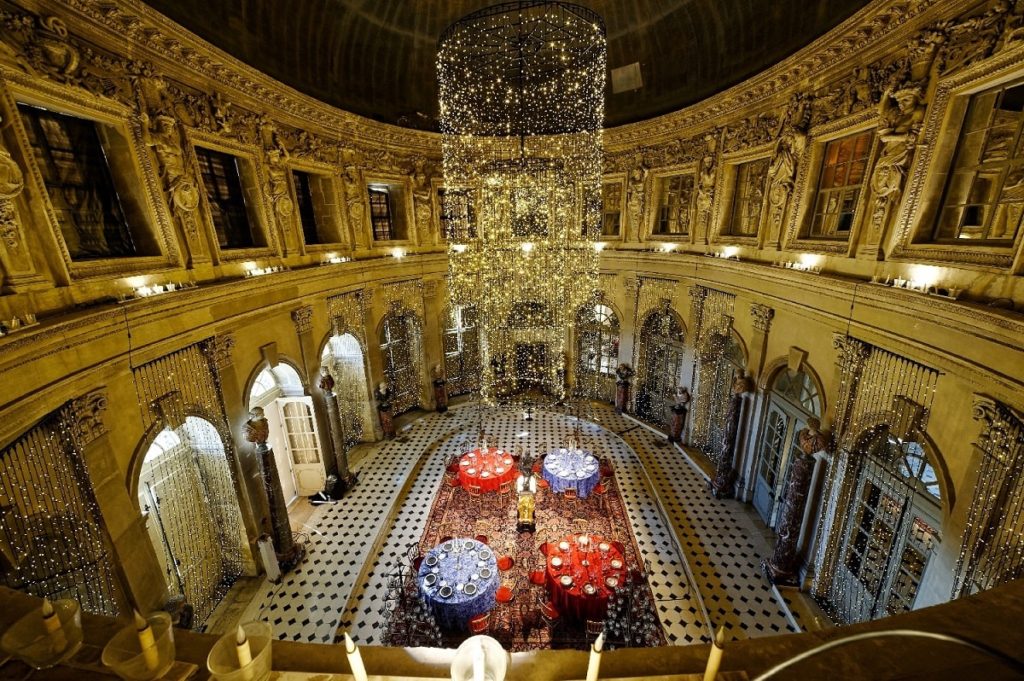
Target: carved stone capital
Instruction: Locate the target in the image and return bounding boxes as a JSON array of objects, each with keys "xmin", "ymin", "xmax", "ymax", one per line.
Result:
[
  {"xmin": 750, "ymin": 303, "xmax": 774, "ymax": 334},
  {"xmin": 689, "ymin": 284, "xmax": 709, "ymax": 303},
  {"xmin": 423, "ymin": 279, "xmax": 440, "ymax": 298},
  {"xmin": 204, "ymin": 334, "xmax": 236, "ymax": 371},
  {"xmin": 63, "ymin": 388, "xmax": 108, "ymax": 447},
  {"xmin": 291, "ymin": 305, "xmax": 313, "ymax": 335},
  {"xmin": 832, "ymin": 334, "xmax": 870, "ymax": 368}
]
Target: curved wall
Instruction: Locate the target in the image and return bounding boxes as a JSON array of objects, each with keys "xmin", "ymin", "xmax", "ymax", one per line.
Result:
[{"xmin": 0, "ymin": 0, "xmax": 1021, "ymax": 622}]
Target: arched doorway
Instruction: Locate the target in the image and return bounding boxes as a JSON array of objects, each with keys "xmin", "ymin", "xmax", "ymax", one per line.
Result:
[
  {"xmin": 248, "ymin": 362, "xmax": 326, "ymax": 499},
  {"xmin": 379, "ymin": 310, "xmax": 424, "ymax": 415},
  {"xmin": 576, "ymin": 301, "xmax": 619, "ymax": 402},
  {"xmin": 322, "ymin": 333, "xmax": 373, "ymax": 448},
  {"xmin": 752, "ymin": 366, "xmax": 824, "ymax": 526},
  {"xmin": 138, "ymin": 416, "xmax": 246, "ymax": 627},
  {"xmin": 636, "ymin": 308, "xmax": 686, "ymax": 428},
  {"xmin": 443, "ymin": 305, "xmax": 481, "ymax": 398},
  {"xmin": 828, "ymin": 426, "xmax": 943, "ymax": 624}
]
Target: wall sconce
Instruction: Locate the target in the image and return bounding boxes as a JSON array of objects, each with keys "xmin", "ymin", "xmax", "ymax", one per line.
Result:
[
  {"xmin": 659, "ymin": 243, "xmax": 676, "ymax": 253},
  {"xmin": 391, "ymin": 248, "xmax": 406, "ymax": 259},
  {"xmin": 721, "ymin": 245, "xmax": 739, "ymax": 260},
  {"xmin": 321, "ymin": 253, "xmax": 350, "ymax": 265},
  {"xmin": 244, "ymin": 262, "xmax": 284, "ymax": 277}
]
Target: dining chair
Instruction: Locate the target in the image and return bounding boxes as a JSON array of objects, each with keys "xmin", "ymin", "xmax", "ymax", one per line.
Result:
[
  {"xmin": 466, "ymin": 483, "xmax": 484, "ymax": 514},
  {"xmin": 468, "ymin": 611, "xmax": 491, "ymax": 634},
  {"xmin": 585, "ymin": 619, "xmax": 605, "ymax": 638}
]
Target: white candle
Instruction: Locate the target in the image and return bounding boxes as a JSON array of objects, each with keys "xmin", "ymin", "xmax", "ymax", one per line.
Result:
[
  {"xmin": 235, "ymin": 625, "xmax": 254, "ymax": 681},
  {"xmin": 703, "ymin": 625, "xmax": 726, "ymax": 681},
  {"xmin": 134, "ymin": 610, "xmax": 160, "ymax": 671},
  {"xmin": 471, "ymin": 639, "xmax": 485, "ymax": 681},
  {"xmin": 40, "ymin": 599, "xmax": 67, "ymax": 652},
  {"xmin": 585, "ymin": 631, "xmax": 604, "ymax": 681},
  {"xmin": 344, "ymin": 632, "xmax": 368, "ymax": 681}
]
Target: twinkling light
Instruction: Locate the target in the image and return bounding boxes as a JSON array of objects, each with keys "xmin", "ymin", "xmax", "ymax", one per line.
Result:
[{"xmin": 438, "ymin": 1, "xmax": 606, "ymax": 403}]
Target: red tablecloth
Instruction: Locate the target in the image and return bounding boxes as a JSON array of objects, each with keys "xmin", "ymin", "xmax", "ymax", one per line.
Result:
[
  {"xmin": 545, "ymin": 534, "xmax": 626, "ymax": 622},
  {"xmin": 458, "ymin": 448, "xmax": 516, "ymax": 493}
]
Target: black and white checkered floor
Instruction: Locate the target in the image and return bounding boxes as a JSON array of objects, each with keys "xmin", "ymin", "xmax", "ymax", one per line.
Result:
[{"xmin": 233, "ymin": 403, "xmax": 799, "ymax": 646}]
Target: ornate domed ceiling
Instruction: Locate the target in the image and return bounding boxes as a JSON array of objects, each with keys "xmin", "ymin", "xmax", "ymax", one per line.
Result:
[{"xmin": 140, "ymin": 0, "xmax": 872, "ymax": 129}]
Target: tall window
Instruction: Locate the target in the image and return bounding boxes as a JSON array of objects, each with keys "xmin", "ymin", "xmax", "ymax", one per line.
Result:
[
  {"xmin": 443, "ymin": 305, "xmax": 481, "ymax": 397},
  {"xmin": 379, "ymin": 312, "xmax": 421, "ymax": 414},
  {"xmin": 18, "ymin": 104, "xmax": 137, "ymax": 260},
  {"xmin": 655, "ymin": 174, "xmax": 695, "ymax": 235},
  {"xmin": 935, "ymin": 81, "xmax": 1024, "ymax": 242},
  {"xmin": 292, "ymin": 170, "xmax": 321, "ymax": 245},
  {"xmin": 728, "ymin": 158, "xmax": 769, "ymax": 236},
  {"xmin": 438, "ymin": 188, "xmax": 476, "ymax": 240},
  {"xmin": 195, "ymin": 147, "xmax": 257, "ymax": 249},
  {"xmin": 577, "ymin": 303, "xmax": 619, "ymax": 375},
  {"xmin": 601, "ymin": 182, "xmax": 622, "ymax": 236},
  {"xmin": 368, "ymin": 186, "xmax": 394, "ymax": 240},
  {"xmin": 809, "ymin": 131, "xmax": 872, "ymax": 238}
]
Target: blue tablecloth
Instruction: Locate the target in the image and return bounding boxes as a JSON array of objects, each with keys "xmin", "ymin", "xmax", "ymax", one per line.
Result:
[
  {"xmin": 542, "ymin": 449, "xmax": 600, "ymax": 498},
  {"xmin": 417, "ymin": 538, "xmax": 499, "ymax": 630}
]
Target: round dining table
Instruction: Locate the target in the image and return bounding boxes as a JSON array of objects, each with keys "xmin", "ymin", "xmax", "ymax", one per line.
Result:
[
  {"xmin": 458, "ymin": 447, "xmax": 516, "ymax": 492},
  {"xmin": 545, "ymin": 534, "xmax": 626, "ymax": 622},
  {"xmin": 542, "ymin": 448, "xmax": 600, "ymax": 497},
  {"xmin": 417, "ymin": 538, "xmax": 500, "ymax": 630}
]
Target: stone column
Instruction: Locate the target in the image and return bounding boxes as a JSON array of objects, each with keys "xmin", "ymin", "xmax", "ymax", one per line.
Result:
[
  {"xmin": 62, "ymin": 388, "xmax": 162, "ymax": 613},
  {"xmin": 244, "ymin": 407, "xmax": 304, "ymax": 572},
  {"xmin": 748, "ymin": 303, "xmax": 774, "ymax": 381},
  {"xmin": 711, "ymin": 372, "xmax": 753, "ymax": 499},
  {"xmin": 318, "ymin": 372, "xmax": 355, "ymax": 496}
]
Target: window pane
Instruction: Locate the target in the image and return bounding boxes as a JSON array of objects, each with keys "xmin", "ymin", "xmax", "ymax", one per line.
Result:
[
  {"xmin": 368, "ymin": 187, "xmax": 394, "ymax": 240},
  {"xmin": 936, "ymin": 80, "xmax": 1024, "ymax": 241},
  {"xmin": 195, "ymin": 147, "xmax": 255, "ymax": 249},
  {"xmin": 18, "ymin": 104, "xmax": 137, "ymax": 260},
  {"xmin": 810, "ymin": 131, "xmax": 872, "ymax": 239},
  {"xmin": 728, "ymin": 158, "xmax": 768, "ymax": 236},
  {"xmin": 293, "ymin": 170, "xmax": 320, "ymax": 245},
  {"xmin": 601, "ymin": 182, "xmax": 622, "ymax": 236}
]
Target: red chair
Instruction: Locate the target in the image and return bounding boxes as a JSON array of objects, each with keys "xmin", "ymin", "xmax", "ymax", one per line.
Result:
[
  {"xmin": 476, "ymin": 534, "xmax": 489, "ymax": 545},
  {"xmin": 497, "ymin": 555, "xmax": 515, "ymax": 571},
  {"xmin": 446, "ymin": 461, "xmax": 461, "ymax": 474},
  {"xmin": 496, "ymin": 585, "xmax": 514, "ymax": 603},
  {"xmin": 539, "ymin": 542, "xmax": 551, "ymax": 556},
  {"xmin": 529, "ymin": 568, "xmax": 546, "ymax": 586},
  {"xmin": 540, "ymin": 600, "xmax": 561, "ymax": 629},
  {"xmin": 439, "ymin": 535, "xmax": 453, "ymax": 544},
  {"xmin": 611, "ymin": 540, "xmax": 626, "ymax": 555},
  {"xmin": 468, "ymin": 611, "xmax": 491, "ymax": 634},
  {"xmin": 412, "ymin": 556, "xmax": 423, "ymax": 572},
  {"xmin": 537, "ymin": 478, "xmax": 549, "ymax": 489}
]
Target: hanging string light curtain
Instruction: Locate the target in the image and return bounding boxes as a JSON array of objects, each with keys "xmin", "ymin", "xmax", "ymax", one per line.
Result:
[
  {"xmin": 688, "ymin": 287, "xmax": 737, "ymax": 458},
  {"xmin": 952, "ymin": 399, "xmax": 1024, "ymax": 599},
  {"xmin": 438, "ymin": 1, "xmax": 606, "ymax": 402},
  {"xmin": 810, "ymin": 338, "xmax": 940, "ymax": 625}
]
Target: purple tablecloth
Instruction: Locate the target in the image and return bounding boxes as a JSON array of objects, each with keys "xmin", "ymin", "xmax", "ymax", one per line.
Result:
[
  {"xmin": 417, "ymin": 538, "xmax": 499, "ymax": 630},
  {"xmin": 543, "ymin": 449, "xmax": 600, "ymax": 498}
]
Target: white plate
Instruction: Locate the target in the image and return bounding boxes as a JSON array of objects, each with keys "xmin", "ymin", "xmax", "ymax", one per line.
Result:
[
  {"xmin": 479, "ymin": 549, "xmax": 492, "ymax": 559},
  {"xmin": 442, "ymin": 542, "xmax": 454, "ymax": 551},
  {"xmin": 460, "ymin": 460, "xmax": 470, "ymax": 466},
  {"xmin": 610, "ymin": 559, "xmax": 623, "ymax": 569},
  {"xmin": 599, "ymin": 542, "xmax": 610, "ymax": 552},
  {"xmin": 464, "ymin": 583, "xmax": 477, "ymax": 595},
  {"xmin": 559, "ymin": 541, "xmax": 570, "ymax": 552},
  {"xmin": 424, "ymin": 573, "xmax": 437, "ymax": 586},
  {"xmin": 605, "ymin": 576, "xmax": 619, "ymax": 588},
  {"xmin": 467, "ymin": 468, "xmax": 477, "ymax": 475},
  {"xmin": 550, "ymin": 556, "xmax": 563, "ymax": 568},
  {"xmin": 583, "ymin": 583, "xmax": 596, "ymax": 595},
  {"xmin": 425, "ymin": 554, "xmax": 438, "ymax": 566},
  {"xmin": 560, "ymin": 575, "xmax": 572, "ymax": 586},
  {"xmin": 439, "ymin": 586, "xmax": 453, "ymax": 598},
  {"xmin": 481, "ymin": 471, "xmax": 490, "ymax": 478},
  {"xmin": 479, "ymin": 567, "xmax": 492, "ymax": 579},
  {"xmin": 495, "ymin": 467, "xmax": 504, "ymax": 474}
]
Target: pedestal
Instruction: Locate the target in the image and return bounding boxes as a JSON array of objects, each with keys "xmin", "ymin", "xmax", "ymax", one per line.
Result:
[
  {"xmin": 257, "ymin": 442, "xmax": 304, "ymax": 571},
  {"xmin": 615, "ymin": 381, "xmax": 630, "ymax": 415},
  {"xmin": 321, "ymin": 385, "xmax": 356, "ymax": 497},
  {"xmin": 668, "ymin": 405, "xmax": 688, "ymax": 444},
  {"xmin": 378, "ymin": 407, "xmax": 396, "ymax": 439},
  {"xmin": 433, "ymin": 379, "xmax": 448, "ymax": 413},
  {"xmin": 763, "ymin": 451, "xmax": 816, "ymax": 586}
]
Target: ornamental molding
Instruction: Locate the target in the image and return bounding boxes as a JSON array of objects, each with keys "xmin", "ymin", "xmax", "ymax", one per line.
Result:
[
  {"xmin": 203, "ymin": 333, "xmax": 235, "ymax": 371},
  {"xmin": 971, "ymin": 393, "xmax": 1024, "ymax": 430}
]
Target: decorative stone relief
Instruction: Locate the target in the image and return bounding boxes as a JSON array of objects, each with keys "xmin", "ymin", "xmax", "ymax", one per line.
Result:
[
  {"xmin": 869, "ymin": 79, "xmax": 926, "ymax": 235},
  {"xmin": 750, "ymin": 303, "xmax": 774, "ymax": 334},
  {"xmin": 0, "ymin": 123, "xmax": 25, "ymax": 251},
  {"xmin": 765, "ymin": 93, "xmax": 810, "ymax": 243},
  {"xmin": 63, "ymin": 387, "xmax": 108, "ymax": 447},
  {"xmin": 695, "ymin": 132, "xmax": 719, "ymax": 236},
  {"xmin": 291, "ymin": 305, "xmax": 313, "ymax": 335},
  {"xmin": 204, "ymin": 334, "xmax": 236, "ymax": 371}
]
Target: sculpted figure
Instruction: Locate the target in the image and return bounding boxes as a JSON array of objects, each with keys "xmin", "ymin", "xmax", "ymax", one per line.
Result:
[
  {"xmin": 147, "ymin": 115, "xmax": 200, "ymax": 216},
  {"xmin": 870, "ymin": 83, "xmax": 926, "ymax": 228},
  {"xmin": 797, "ymin": 417, "xmax": 829, "ymax": 455}
]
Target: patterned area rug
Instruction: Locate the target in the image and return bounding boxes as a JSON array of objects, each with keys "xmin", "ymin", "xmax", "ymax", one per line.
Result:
[{"xmin": 381, "ymin": 455, "xmax": 667, "ymax": 651}]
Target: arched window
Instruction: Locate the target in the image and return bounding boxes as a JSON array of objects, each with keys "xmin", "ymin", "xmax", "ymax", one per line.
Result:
[
  {"xmin": 752, "ymin": 367, "xmax": 823, "ymax": 527},
  {"xmin": 635, "ymin": 309, "xmax": 686, "ymax": 428},
  {"xmin": 444, "ymin": 305, "xmax": 481, "ymax": 397},
  {"xmin": 322, "ymin": 333, "xmax": 372, "ymax": 449},
  {"xmin": 832, "ymin": 426, "xmax": 943, "ymax": 623},
  {"xmin": 694, "ymin": 332, "xmax": 747, "ymax": 462},
  {"xmin": 576, "ymin": 302, "xmax": 620, "ymax": 402}
]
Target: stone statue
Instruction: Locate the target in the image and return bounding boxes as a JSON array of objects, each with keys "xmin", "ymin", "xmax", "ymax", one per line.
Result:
[
  {"xmin": 870, "ymin": 82, "xmax": 926, "ymax": 230},
  {"xmin": 797, "ymin": 417, "xmax": 829, "ymax": 455},
  {"xmin": 266, "ymin": 147, "xmax": 294, "ymax": 218},
  {"xmin": 669, "ymin": 386, "xmax": 691, "ymax": 444},
  {"xmin": 695, "ymin": 134, "xmax": 718, "ymax": 229},
  {"xmin": 344, "ymin": 165, "xmax": 365, "ymax": 231},
  {"xmin": 375, "ymin": 381, "xmax": 395, "ymax": 438},
  {"xmin": 431, "ymin": 363, "xmax": 448, "ymax": 414},
  {"xmin": 243, "ymin": 407, "xmax": 270, "ymax": 446},
  {"xmin": 711, "ymin": 370, "xmax": 753, "ymax": 499},
  {"xmin": 625, "ymin": 159, "xmax": 648, "ymax": 237},
  {"xmin": 765, "ymin": 94, "xmax": 810, "ymax": 238},
  {"xmin": 146, "ymin": 115, "xmax": 200, "ymax": 225}
]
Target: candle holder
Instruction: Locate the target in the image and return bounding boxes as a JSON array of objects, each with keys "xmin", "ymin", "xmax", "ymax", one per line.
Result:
[
  {"xmin": 101, "ymin": 612, "xmax": 175, "ymax": 680},
  {"xmin": 206, "ymin": 621, "xmax": 272, "ymax": 681},
  {"xmin": 0, "ymin": 599, "xmax": 83, "ymax": 669}
]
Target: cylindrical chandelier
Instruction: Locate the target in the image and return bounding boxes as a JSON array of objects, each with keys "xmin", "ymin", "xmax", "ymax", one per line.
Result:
[{"xmin": 438, "ymin": 1, "xmax": 606, "ymax": 403}]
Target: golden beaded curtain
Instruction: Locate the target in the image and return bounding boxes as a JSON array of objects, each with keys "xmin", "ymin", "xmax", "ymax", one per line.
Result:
[{"xmin": 438, "ymin": 1, "xmax": 606, "ymax": 402}]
